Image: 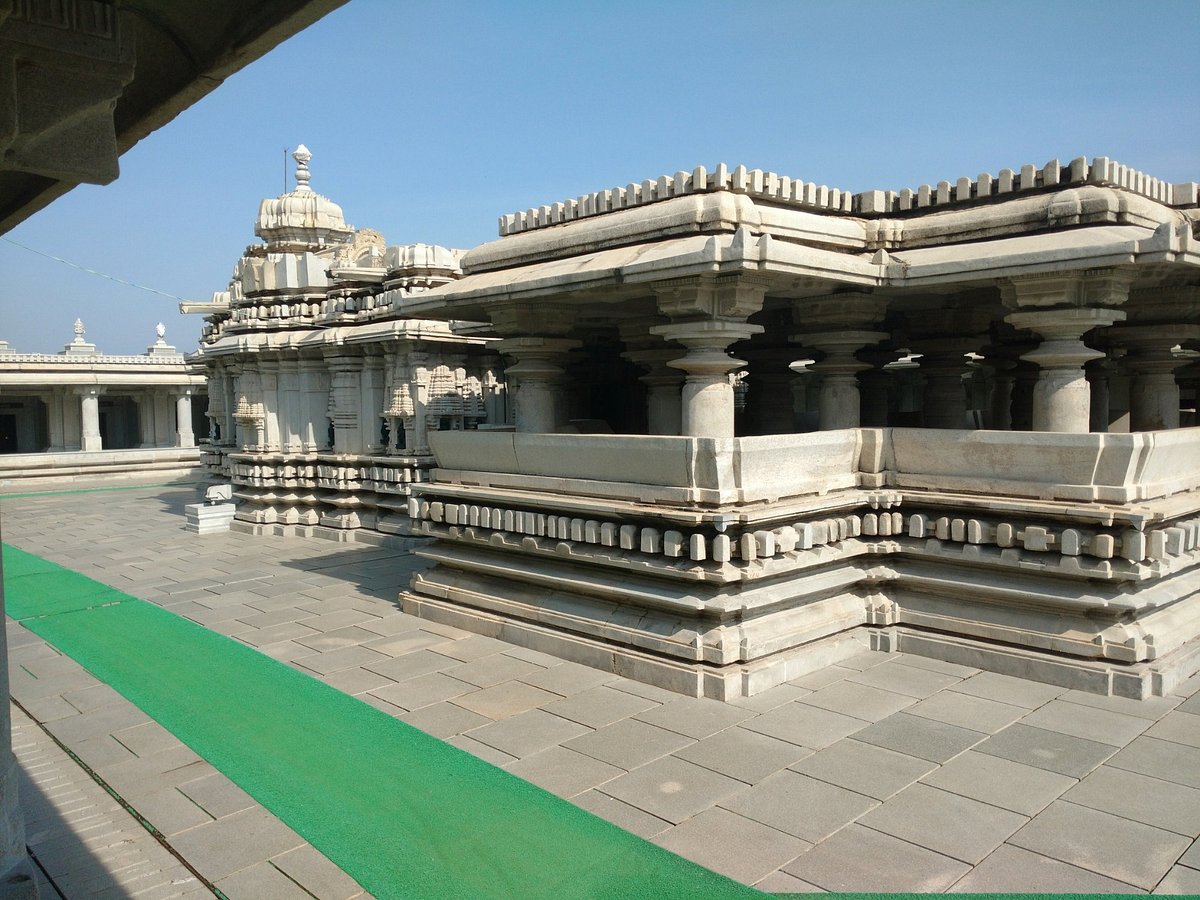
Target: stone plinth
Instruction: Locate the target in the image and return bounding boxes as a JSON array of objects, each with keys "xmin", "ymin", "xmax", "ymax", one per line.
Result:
[{"xmin": 184, "ymin": 501, "xmax": 236, "ymax": 534}]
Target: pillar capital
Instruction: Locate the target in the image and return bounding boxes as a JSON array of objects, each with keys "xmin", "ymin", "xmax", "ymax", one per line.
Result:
[
  {"xmin": 653, "ymin": 274, "xmax": 768, "ymax": 321},
  {"xmin": 1000, "ymin": 267, "xmax": 1135, "ymax": 311}
]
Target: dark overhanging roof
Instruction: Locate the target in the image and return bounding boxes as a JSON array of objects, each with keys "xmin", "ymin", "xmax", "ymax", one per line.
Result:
[{"xmin": 0, "ymin": 0, "xmax": 348, "ymax": 234}]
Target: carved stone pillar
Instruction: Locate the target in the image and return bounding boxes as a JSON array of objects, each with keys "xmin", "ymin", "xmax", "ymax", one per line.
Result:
[
  {"xmin": 857, "ymin": 350, "xmax": 899, "ymax": 428},
  {"xmin": 46, "ymin": 388, "xmax": 66, "ymax": 451},
  {"xmin": 277, "ymin": 356, "xmax": 303, "ymax": 452},
  {"xmin": 1003, "ymin": 270, "xmax": 1132, "ymax": 433},
  {"xmin": 174, "ymin": 389, "xmax": 194, "ymax": 448},
  {"xmin": 792, "ymin": 292, "xmax": 889, "ymax": 431},
  {"xmin": 740, "ymin": 346, "xmax": 801, "ymax": 435},
  {"xmin": 257, "ymin": 358, "xmax": 281, "ymax": 451},
  {"xmin": 494, "ymin": 337, "xmax": 581, "ymax": 433},
  {"xmin": 233, "ymin": 364, "xmax": 265, "ymax": 450},
  {"xmin": 298, "ymin": 357, "xmax": 328, "ymax": 452},
  {"xmin": 623, "ymin": 348, "xmax": 684, "ymax": 435},
  {"xmin": 325, "ymin": 352, "xmax": 363, "ymax": 454},
  {"xmin": 1114, "ymin": 327, "xmax": 1200, "ymax": 431},
  {"xmin": 912, "ymin": 340, "xmax": 978, "ymax": 429},
  {"xmin": 648, "ymin": 320, "xmax": 761, "ymax": 438},
  {"xmin": 77, "ymin": 386, "xmax": 103, "ymax": 451},
  {"xmin": 360, "ymin": 350, "xmax": 386, "ymax": 455}
]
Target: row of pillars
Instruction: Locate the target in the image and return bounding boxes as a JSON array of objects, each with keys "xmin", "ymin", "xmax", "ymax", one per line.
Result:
[
  {"xmin": 41, "ymin": 386, "xmax": 195, "ymax": 452},
  {"xmin": 495, "ymin": 273, "xmax": 1198, "ymax": 439}
]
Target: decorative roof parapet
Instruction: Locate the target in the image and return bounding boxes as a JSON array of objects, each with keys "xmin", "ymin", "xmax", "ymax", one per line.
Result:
[{"xmin": 497, "ymin": 157, "xmax": 1200, "ymax": 237}]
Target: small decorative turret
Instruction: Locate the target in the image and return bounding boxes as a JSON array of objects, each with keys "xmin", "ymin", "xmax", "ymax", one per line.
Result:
[
  {"xmin": 254, "ymin": 143, "xmax": 353, "ymax": 247},
  {"xmin": 62, "ymin": 317, "xmax": 99, "ymax": 356}
]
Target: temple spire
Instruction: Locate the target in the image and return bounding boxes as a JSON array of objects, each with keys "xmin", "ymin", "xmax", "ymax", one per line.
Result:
[{"xmin": 293, "ymin": 144, "xmax": 312, "ymax": 193}]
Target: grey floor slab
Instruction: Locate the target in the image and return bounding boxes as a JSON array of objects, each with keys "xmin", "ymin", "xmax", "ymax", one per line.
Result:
[
  {"xmin": 502, "ymin": 745, "xmax": 623, "ymax": 798},
  {"xmin": 653, "ymin": 807, "xmax": 811, "ymax": 886},
  {"xmin": 851, "ymin": 712, "xmax": 985, "ymax": 763},
  {"xmin": 597, "ymin": 756, "xmax": 747, "ymax": 824},
  {"xmin": 1145, "ymin": 710, "xmax": 1200, "ymax": 748},
  {"xmin": 739, "ymin": 700, "xmax": 868, "ymax": 749},
  {"xmin": 564, "ymin": 718, "xmax": 694, "ymax": 770},
  {"xmin": 1062, "ymin": 765, "xmax": 1200, "ymax": 836},
  {"xmin": 902, "ymin": 689, "xmax": 1027, "ymax": 733},
  {"xmin": 1008, "ymin": 800, "xmax": 1192, "ymax": 890},
  {"xmin": 1156, "ymin": 864, "xmax": 1200, "ymax": 894},
  {"xmin": 783, "ymin": 823, "xmax": 970, "ymax": 892},
  {"xmin": 465, "ymin": 708, "xmax": 590, "ymax": 759},
  {"xmin": 790, "ymin": 738, "xmax": 937, "ymax": 801},
  {"xmin": 719, "ymin": 769, "xmax": 877, "ymax": 843},
  {"xmin": 673, "ymin": 726, "xmax": 814, "ymax": 785},
  {"xmin": 975, "ymin": 722, "xmax": 1118, "ymax": 777},
  {"xmin": 860, "ymin": 782, "xmax": 1027, "ymax": 864},
  {"xmin": 1020, "ymin": 698, "xmax": 1153, "ymax": 747},
  {"xmin": 948, "ymin": 844, "xmax": 1144, "ymax": 894},
  {"xmin": 633, "ymin": 696, "xmax": 754, "ymax": 739},
  {"xmin": 920, "ymin": 749, "xmax": 1076, "ymax": 816},
  {"xmin": 542, "ymin": 685, "xmax": 660, "ymax": 728},
  {"xmin": 845, "ymin": 659, "xmax": 964, "ymax": 698},
  {"xmin": 949, "ymin": 670, "xmax": 1067, "ymax": 708},
  {"xmin": 795, "ymin": 679, "xmax": 916, "ymax": 722}
]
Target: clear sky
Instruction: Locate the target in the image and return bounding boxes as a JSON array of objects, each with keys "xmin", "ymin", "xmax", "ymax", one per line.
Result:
[{"xmin": 2, "ymin": 0, "xmax": 1198, "ymax": 354}]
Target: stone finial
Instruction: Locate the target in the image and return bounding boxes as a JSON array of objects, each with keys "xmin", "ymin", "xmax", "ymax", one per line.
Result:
[
  {"xmin": 155, "ymin": 321, "xmax": 166, "ymax": 342},
  {"xmin": 73, "ymin": 318, "xmax": 85, "ymax": 342},
  {"xmin": 293, "ymin": 144, "xmax": 313, "ymax": 193}
]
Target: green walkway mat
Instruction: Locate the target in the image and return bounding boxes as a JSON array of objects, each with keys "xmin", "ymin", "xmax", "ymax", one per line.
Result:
[{"xmin": 3, "ymin": 544, "xmax": 761, "ymax": 899}]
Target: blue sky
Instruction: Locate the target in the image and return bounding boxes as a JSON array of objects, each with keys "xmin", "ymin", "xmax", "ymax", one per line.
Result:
[{"xmin": 3, "ymin": 0, "xmax": 1198, "ymax": 354}]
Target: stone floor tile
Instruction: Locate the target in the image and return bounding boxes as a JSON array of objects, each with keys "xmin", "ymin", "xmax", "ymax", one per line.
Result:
[
  {"xmin": 723, "ymin": 681, "xmax": 811, "ymax": 712},
  {"xmin": 369, "ymin": 672, "xmax": 476, "ymax": 711},
  {"xmin": 739, "ymin": 701, "xmax": 868, "ymax": 749},
  {"xmin": 754, "ymin": 869, "xmax": 825, "ymax": 892},
  {"xmin": 358, "ymin": 630, "xmax": 448, "ymax": 657},
  {"xmin": 903, "ymin": 689, "xmax": 1027, "ymax": 733},
  {"xmin": 783, "ymin": 823, "xmax": 970, "ymax": 892},
  {"xmin": 790, "ymin": 738, "xmax": 937, "ymax": 800},
  {"xmin": 110, "ymin": 721, "xmax": 183, "ymax": 757},
  {"xmin": 449, "ymin": 681, "xmax": 559, "ymax": 720},
  {"xmin": 250, "ymin": 638, "xmax": 320, "ymax": 663},
  {"xmin": 719, "ymin": 769, "xmax": 876, "ymax": 842},
  {"xmin": 598, "ymin": 756, "xmax": 746, "ymax": 824},
  {"xmin": 16, "ymin": 693, "xmax": 80, "ymax": 723},
  {"xmin": 846, "ymin": 659, "xmax": 963, "ymax": 698},
  {"xmin": 1020, "ymin": 698, "xmax": 1152, "ymax": 747},
  {"xmin": 1062, "ymin": 689, "xmax": 1183, "ymax": 721},
  {"xmin": 975, "ymin": 723, "xmax": 1117, "ymax": 777},
  {"xmin": 542, "ymin": 685, "xmax": 659, "ymax": 729},
  {"xmin": 1106, "ymin": 736, "xmax": 1200, "ymax": 789},
  {"xmin": 293, "ymin": 644, "xmax": 390, "ymax": 676},
  {"xmin": 861, "ymin": 782, "xmax": 1027, "ymax": 864},
  {"xmin": 397, "ymin": 701, "xmax": 492, "ymax": 739},
  {"xmin": 293, "ymin": 624, "xmax": 380, "ymax": 652},
  {"xmin": 465, "ymin": 708, "xmax": 589, "ymax": 758},
  {"xmin": 797, "ymin": 680, "xmax": 916, "ymax": 722},
  {"xmin": 499, "ymin": 645, "xmax": 564, "ymax": 668},
  {"xmin": 851, "ymin": 712, "xmax": 985, "ymax": 763},
  {"xmin": 921, "ymin": 749, "xmax": 1076, "ymax": 816},
  {"xmin": 271, "ymin": 844, "xmax": 366, "ymax": 900},
  {"xmin": 444, "ymin": 734, "xmax": 517, "ymax": 768},
  {"xmin": 788, "ymin": 665, "xmax": 855, "ymax": 691},
  {"xmin": 653, "ymin": 807, "xmax": 811, "ymax": 885},
  {"xmin": 633, "ymin": 696, "xmax": 752, "ymax": 739},
  {"xmin": 673, "ymin": 726, "xmax": 813, "ymax": 785},
  {"xmin": 1156, "ymin": 864, "xmax": 1200, "ymax": 894},
  {"xmin": 354, "ymin": 613, "xmax": 426, "ymax": 637},
  {"xmin": 947, "ymin": 844, "xmax": 1144, "ymax": 894},
  {"xmin": 128, "ymin": 786, "xmax": 214, "ymax": 835},
  {"xmin": 564, "ymin": 719, "xmax": 694, "ymax": 770},
  {"xmin": 1010, "ymin": 800, "xmax": 1191, "ymax": 889},
  {"xmin": 441, "ymin": 653, "xmax": 544, "ymax": 688},
  {"xmin": 570, "ymin": 790, "xmax": 672, "ymax": 839},
  {"xmin": 607, "ymin": 679, "xmax": 681, "ymax": 703},
  {"xmin": 836, "ymin": 650, "xmax": 895, "ymax": 671},
  {"xmin": 425, "ymin": 634, "xmax": 510, "ymax": 661},
  {"xmin": 42, "ymin": 701, "xmax": 151, "ymax": 746},
  {"xmin": 1181, "ymin": 838, "xmax": 1200, "ymax": 869},
  {"xmin": 950, "ymin": 670, "xmax": 1066, "ymax": 708},
  {"xmin": 1144, "ymin": 710, "xmax": 1200, "ymax": 748},
  {"xmin": 518, "ymin": 661, "xmax": 619, "ymax": 695},
  {"xmin": 362, "ymin": 649, "xmax": 456, "ymax": 682},
  {"xmin": 892, "ymin": 653, "xmax": 980, "ymax": 679},
  {"xmin": 503, "ymin": 746, "xmax": 623, "ymax": 798},
  {"xmin": 319, "ymin": 666, "xmax": 396, "ymax": 697},
  {"xmin": 177, "ymin": 773, "xmax": 257, "ymax": 819},
  {"xmin": 215, "ymin": 860, "xmax": 313, "ymax": 899},
  {"xmin": 1063, "ymin": 765, "xmax": 1200, "ymax": 836},
  {"xmin": 166, "ymin": 807, "xmax": 307, "ymax": 883}
]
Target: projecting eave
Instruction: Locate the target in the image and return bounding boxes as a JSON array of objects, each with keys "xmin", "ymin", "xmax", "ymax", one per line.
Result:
[
  {"xmin": 887, "ymin": 221, "xmax": 1200, "ymax": 288},
  {"xmin": 404, "ymin": 229, "xmax": 881, "ymax": 320}
]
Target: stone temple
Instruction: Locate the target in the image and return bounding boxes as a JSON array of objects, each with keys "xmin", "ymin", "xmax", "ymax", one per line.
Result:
[{"xmin": 189, "ymin": 148, "xmax": 1200, "ymax": 702}]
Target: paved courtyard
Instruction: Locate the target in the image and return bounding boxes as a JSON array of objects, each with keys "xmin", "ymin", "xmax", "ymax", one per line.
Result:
[{"xmin": 5, "ymin": 483, "xmax": 1200, "ymax": 897}]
